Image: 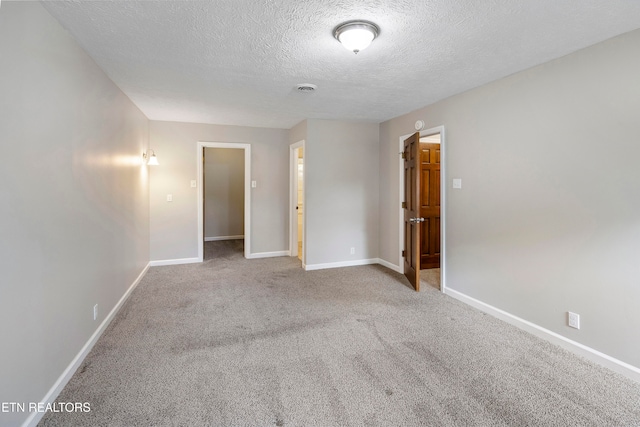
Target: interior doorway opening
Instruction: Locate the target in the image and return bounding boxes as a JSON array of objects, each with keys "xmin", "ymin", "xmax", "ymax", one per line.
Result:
[
  {"xmin": 418, "ymin": 133, "xmax": 441, "ymax": 290},
  {"xmin": 399, "ymin": 126, "xmax": 446, "ymax": 292},
  {"xmin": 289, "ymin": 140, "xmax": 305, "ymax": 267},
  {"xmin": 197, "ymin": 142, "xmax": 251, "ymax": 262},
  {"xmin": 202, "ymin": 147, "xmax": 245, "ymax": 260}
]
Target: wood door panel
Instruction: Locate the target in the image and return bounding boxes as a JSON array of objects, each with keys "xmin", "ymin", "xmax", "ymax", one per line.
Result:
[
  {"xmin": 420, "ymin": 217, "xmax": 440, "ymax": 268},
  {"xmin": 403, "ymin": 133, "xmax": 421, "ymax": 291},
  {"xmin": 434, "ymin": 167, "xmax": 441, "ymax": 207},
  {"xmin": 420, "ymin": 142, "xmax": 441, "ymax": 270},
  {"xmin": 433, "ymin": 217, "xmax": 441, "ymax": 254},
  {"xmin": 420, "ymin": 217, "xmax": 431, "ymax": 254},
  {"xmin": 421, "ymin": 168, "xmax": 430, "ymax": 207},
  {"xmin": 404, "ymin": 218, "xmax": 417, "ymax": 289}
]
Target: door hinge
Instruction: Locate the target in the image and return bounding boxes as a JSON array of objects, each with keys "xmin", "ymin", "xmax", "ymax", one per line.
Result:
[
  {"xmin": 402, "ymin": 202, "xmax": 407, "ymax": 209},
  {"xmin": 401, "ymin": 152, "xmax": 406, "ymax": 159},
  {"xmin": 402, "ymin": 250, "xmax": 406, "ymax": 257}
]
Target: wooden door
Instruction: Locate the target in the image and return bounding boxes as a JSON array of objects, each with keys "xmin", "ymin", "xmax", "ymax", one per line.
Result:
[
  {"xmin": 403, "ymin": 132, "xmax": 421, "ymax": 291},
  {"xmin": 420, "ymin": 142, "xmax": 441, "ymax": 271}
]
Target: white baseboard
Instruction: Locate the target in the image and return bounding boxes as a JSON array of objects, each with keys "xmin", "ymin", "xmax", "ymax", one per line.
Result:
[
  {"xmin": 23, "ymin": 263, "xmax": 151, "ymax": 427},
  {"xmin": 149, "ymin": 257, "xmax": 200, "ymax": 266},
  {"xmin": 151, "ymin": 253, "xmax": 290, "ymax": 264},
  {"xmin": 376, "ymin": 258, "xmax": 403, "ymax": 273},
  {"xmin": 204, "ymin": 235, "xmax": 244, "ymax": 242},
  {"xmin": 246, "ymin": 251, "xmax": 289, "ymax": 259},
  {"xmin": 445, "ymin": 287, "xmax": 640, "ymax": 383},
  {"xmin": 305, "ymin": 258, "xmax": 379, "ymax": 271}
]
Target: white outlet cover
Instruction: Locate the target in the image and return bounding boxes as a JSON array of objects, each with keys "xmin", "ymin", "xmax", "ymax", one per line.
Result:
[
  {"xmin": 453, "ymin": 178, "xmax": 462, "ymax": 189},
  {"xmin": 167, "ymin": 194, "xmax": 173, "ymax": 202},
  {"xmin": 190, "ymin": 180, "xmax": 197, "ymax": 188},
  {"xmin": 568, "ymin": 311, "xmax": 580, "ymax": 329}
]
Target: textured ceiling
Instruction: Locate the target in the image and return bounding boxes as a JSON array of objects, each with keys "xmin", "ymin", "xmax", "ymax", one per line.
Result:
[{"xmin": 41, "ymin": 0, "xmax": 640, "ymax": 129}]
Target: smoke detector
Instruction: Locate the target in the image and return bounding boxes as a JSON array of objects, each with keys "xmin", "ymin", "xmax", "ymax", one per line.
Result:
[{"xmin": 296, "ymin": 83, "xmax": 317, "ymax": 92}]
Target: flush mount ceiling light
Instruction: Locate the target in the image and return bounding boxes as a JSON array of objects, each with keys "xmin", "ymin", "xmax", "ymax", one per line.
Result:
[{"xmin": 334, "ymin": 20, "xmax": 379, "ymax": 54}]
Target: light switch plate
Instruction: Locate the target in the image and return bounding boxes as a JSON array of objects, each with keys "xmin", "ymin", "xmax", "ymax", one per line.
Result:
[
  {"xmin": 190, "ymin": 180, "xmax": 197, "ymax": 188},
  {"xmin": 251, "ymin": 180, "xmax": 257, "ymax": 188},
  {"xmin": 167, "ymin": 194, "xmax": 173, "ymax": 202},
  {"xmin": 453, "ymin": 178, "xmax": 462, "ymax": 189}
]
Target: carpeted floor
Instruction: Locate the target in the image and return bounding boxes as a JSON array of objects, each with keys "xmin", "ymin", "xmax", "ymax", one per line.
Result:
[
  {"xmin": 421, "ymin": 268, "xmax": 440, "ymax": 290},
  {"xmin": 40, "ymin": 241, "xmax": 640, "ymax": 426}
]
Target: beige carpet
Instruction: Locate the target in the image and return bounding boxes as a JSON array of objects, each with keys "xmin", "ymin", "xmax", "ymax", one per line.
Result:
[
  {"xmin": 40, "ymin": 241, "xmax": 640, "ymax": 426},
  {"xmin": 421, "ymin": 268, "xmax": 441, "ymax": 290}
]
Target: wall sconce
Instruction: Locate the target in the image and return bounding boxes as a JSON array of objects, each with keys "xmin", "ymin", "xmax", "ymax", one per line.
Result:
[
  {"xmin": 143, "ymin": 150, "xmax": 159, "ymax": 166},
  {"xmin": 334, "ymin": 20, "xmax": 379, "ymax": 54}
]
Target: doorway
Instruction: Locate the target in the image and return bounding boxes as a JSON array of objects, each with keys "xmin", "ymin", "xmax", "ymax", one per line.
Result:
[
  {"xmin": 202, "ymin": 147, "xmax": 244, "ymax": 260},
  {"xmin": 197, "ymin": 142, "xmax": 251, "ymax": 262},
  {"xmin": 399, "ymin": 126, "xmax": 446, "ymax": 292},
  {"xmin": 418, "ymin": 133, "xmax": 441, "ymax": 290},
  {"xmin": 289, "ymin": 140, "xmax": 305, "ymax": 266}
]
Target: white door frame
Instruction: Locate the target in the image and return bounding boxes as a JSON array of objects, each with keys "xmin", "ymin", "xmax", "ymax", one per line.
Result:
[
  {"xmin": 398, "ymin": 126, "xmax": 447, "ymax": 292},
  {"xmin": 289, "ymin": 140, "xmax": 305, "ymax": 266},
  {"xmin": 197, "ymin": 142, "xmax": 251, "ymax": 261}
]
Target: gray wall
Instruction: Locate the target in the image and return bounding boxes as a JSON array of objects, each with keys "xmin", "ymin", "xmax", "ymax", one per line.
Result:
[
  {"xmin": 0, "ymin": 3, "xmax": 150, "ymax": 426},
  {"xmin": 305, "ymin": 119, "xmax": 380, "ymax": 266},
  {"xmin": 204, "ymin": 148, "xmax": 244, "ymax": 239},
  {"xmin": 149, "ymin": 121, "xmax": 290, "ymax": 260},
  {"xmin": 379, "ymin": 29, "xmax": 640, "ymax": 368},
  {"xmin": 289, "ymin": 119, "xmax": 307, "ymax": 146}
]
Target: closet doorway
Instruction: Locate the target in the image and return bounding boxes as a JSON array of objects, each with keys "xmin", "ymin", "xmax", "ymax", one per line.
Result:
[
  {"xmin": 418, "ymin": 133, "xmax": 441, "ymax": 290},
  {"xmin": 398, "ymin": 126, "xmax": 446, "ymax": 292},
  {"xmin": 289, "ymin": 140, "xmax": 305, "ymax": 266},
  {"xmin": 197, "ymin": 142, "xmax": 251, "ymax": 261}
]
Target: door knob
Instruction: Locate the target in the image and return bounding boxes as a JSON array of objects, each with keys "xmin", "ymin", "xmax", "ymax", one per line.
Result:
[{"xmin": 409, "ymin": 217, "xmax": 425, "ymax": 223}]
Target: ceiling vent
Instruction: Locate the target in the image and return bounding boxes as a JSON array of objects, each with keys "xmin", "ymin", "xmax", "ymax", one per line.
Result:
[{"xmin": 296, "ymin": 83, "xmax": 317, "ymax": 92}]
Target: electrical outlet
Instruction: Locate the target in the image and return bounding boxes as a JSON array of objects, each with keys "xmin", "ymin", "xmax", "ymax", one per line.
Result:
[
  {"xmin": 350, "ymin": 247, "xmax": 355, "ymax": 255},
  {"xmin": 93, "ymin": 304, "xmax": 98, "ymax": 321},
  {"xmin": 568, "ymin": 311, "xmax": 580, "ymax": 329}
]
